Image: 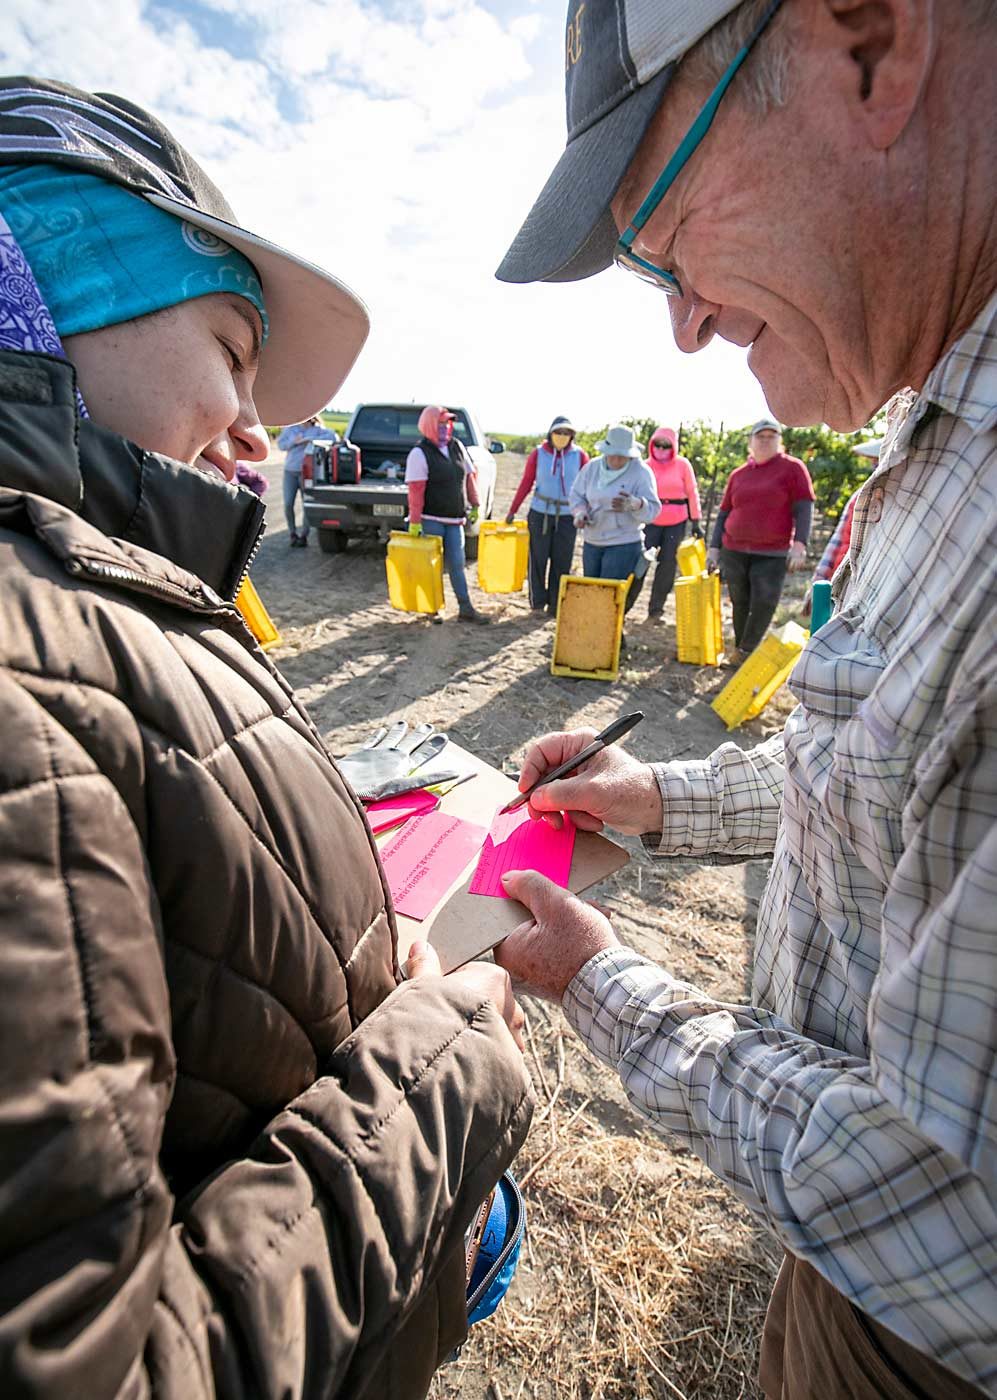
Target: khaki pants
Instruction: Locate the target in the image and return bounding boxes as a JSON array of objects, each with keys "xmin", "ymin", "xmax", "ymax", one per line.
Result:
[{"xmin": 759, "ymin": 1253, "xmax": 986, "ymax": 1400}]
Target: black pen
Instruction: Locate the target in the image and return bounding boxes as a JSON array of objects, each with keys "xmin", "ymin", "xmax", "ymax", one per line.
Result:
[{"xmin": 500, "ymin": 712, "xmax": 644, "ymax": 815}]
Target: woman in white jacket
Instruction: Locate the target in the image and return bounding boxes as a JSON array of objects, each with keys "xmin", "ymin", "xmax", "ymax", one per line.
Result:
[{"xmin": 569, "ymin": 424, "xmax": 660, "ymax": 581}]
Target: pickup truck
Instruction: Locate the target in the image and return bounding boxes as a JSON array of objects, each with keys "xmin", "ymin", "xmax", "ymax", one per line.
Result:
[{"xmin": 302, "ymin": 403, "xmax": 504, "ymax": 558}]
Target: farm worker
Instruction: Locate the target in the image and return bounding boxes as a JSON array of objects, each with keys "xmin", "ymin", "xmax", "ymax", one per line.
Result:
[
  {"xmin": 278, "ymin": 414, "xmax": 337, "ymax": 546},
  {"xmin": 707, "ymin": 419, "xmax": 815, "ymax": 664},
  {"xmin": 0, "ymin": 77, "xmax": 531, "ymax": 1400},
  {"xmin": 506, "ymin": 414, "xmax": 589, "ymax": 612},
  {"xmin": 494, "ymin": 0, "xmax": 997, "ymax": 1397},
  {"xmin": 811, "ymin": 439, "xmax": 882, "ymax": 585},
  {"xmin": 644, "ymin": 425, "xmax": 702, "ymax": 618},
  {"xmin": 569, "ymin": 423, "xmax": 660, "ymax": 582},
  {"xmin": 406, "ymin": 404, "xmax": 490, "ymax": 623}
]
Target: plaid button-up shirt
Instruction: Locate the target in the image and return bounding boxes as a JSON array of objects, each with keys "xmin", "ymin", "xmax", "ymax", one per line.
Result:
[{"xmin": 564, "ymin": 293, "xmax": 997, "ymax": 1394}]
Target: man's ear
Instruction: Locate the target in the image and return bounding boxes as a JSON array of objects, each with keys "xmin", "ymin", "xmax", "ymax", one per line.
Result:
[{"xmin": 822, "ymin": 0, "xmax": 933, "ymax": 149}]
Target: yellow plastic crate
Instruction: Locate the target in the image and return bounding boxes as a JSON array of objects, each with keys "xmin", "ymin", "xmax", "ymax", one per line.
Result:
[
  {"xmin": 674, "ymin": 571, "xmax": 723, "ymax": 665},
  {"xmin": 477, "ymin": 520, "xmax": 529, "ymax": 593},
  {"xmin": 385, "ymin": 531, "xmax": 444, "ymax": 614},
  {"xmin": 676, "ymin": 535, "xmax": 707, "ymax": 577},
  {"xmin": 551, "ymin": 575, "xmax": 629, "ymax": 681},
  {"xmin": 712, "ymin": 621, "xmax": 810, "ymax": 729},
  {"xmin": 235, "ymin": 576, "xmax": 281, "ymax": 650}
]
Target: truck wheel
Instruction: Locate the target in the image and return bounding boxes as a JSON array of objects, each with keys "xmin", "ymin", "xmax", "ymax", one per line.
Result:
[{"xmin": 319, "ymin": 528, "xmax": 348, "ymax": 555}]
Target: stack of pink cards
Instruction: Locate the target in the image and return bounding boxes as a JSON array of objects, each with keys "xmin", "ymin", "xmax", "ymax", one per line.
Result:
[
  {"xmin": 469, "ymin": 806, "xmax": 576, "ymax": 899},
  {"xmin": 379, "ymin": 811, "xmax": 488, "ymax": 920}
]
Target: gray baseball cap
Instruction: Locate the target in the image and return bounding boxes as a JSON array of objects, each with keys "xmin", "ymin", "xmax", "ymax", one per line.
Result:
[
  {"xmin": 750, "ymin": 418, "xmax": 782, "ymax": 434},
  {"xmin": 496, "ymin": 0, "xmax": 745, "ymax": 285}
]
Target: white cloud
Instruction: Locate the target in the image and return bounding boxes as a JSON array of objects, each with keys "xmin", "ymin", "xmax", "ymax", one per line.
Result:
[{"xmin": 1, "ymin": 0, "xmax": 767, "ymax": 431}]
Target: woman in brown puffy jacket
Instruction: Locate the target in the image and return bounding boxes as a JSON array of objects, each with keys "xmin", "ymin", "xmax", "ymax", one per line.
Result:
[{"xmin": 0, "ymin": 78, "xmax": 531, "ymax": 1400}]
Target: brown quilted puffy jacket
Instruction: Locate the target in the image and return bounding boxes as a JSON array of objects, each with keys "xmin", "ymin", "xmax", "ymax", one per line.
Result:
[{"xmin": 0, "ymin": 351, "xmax": 533, "ymax": 1399}]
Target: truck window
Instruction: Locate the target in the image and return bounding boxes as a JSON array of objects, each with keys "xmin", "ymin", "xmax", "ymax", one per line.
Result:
[{"xmin": 350, "ymin": 406, "xmax": 473, "ymax": 447}]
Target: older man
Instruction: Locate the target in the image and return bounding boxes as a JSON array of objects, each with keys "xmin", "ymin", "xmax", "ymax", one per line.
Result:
[{"xmin": 496, "ymin": 1, "xmax": 996, "ymax": 1396}]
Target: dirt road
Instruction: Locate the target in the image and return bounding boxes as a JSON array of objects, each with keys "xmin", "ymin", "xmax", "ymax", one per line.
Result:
[{"xmin": 252, "ymin": 448, "xmax": 802, "ymax": 1398}]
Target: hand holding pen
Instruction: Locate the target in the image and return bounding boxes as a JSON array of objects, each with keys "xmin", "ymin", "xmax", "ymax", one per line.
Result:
[{"xmin": 508, "ymin": 715, "xmax": 664, "ymax": 835}]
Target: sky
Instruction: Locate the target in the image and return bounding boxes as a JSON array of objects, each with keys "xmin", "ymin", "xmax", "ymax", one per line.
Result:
[{"xmin": 3, "ymin": 0, "xmax": 774, "ymax": 433}]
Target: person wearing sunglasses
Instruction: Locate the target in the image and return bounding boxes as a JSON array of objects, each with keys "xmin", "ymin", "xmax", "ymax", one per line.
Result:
[
  {"xmin": 506, "ymin": 415, "xmax": 589, "ymax": 613},
  {"xmin": 496, "ymin": 2, "xmax": 997, "ymax": 1397}
]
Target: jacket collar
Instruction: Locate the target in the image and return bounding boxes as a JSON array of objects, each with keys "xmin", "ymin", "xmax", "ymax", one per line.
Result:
[{"xmin": 0, "ymin": 349, "xmax": 265, "ymax": 601}]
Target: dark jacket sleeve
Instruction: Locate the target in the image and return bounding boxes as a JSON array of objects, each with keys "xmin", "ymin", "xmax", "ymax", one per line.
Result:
[{"xmin": 0, "ymin": 673, "xmax": 532, "ymax": 1400}]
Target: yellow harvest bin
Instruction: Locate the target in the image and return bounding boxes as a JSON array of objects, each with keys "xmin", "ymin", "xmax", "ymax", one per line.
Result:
[
  {"xmin": 675, "ymin": 571, "xmax": 723, "ymax": 666},
  {"xmin": 385, "ymin": 531, "xmax": 444, "ymax": 614},
  {"xmin": 477, "ymin": 520, "xmax": 529, "ymax": 593},
  {"xmin": 551, "ymin": 575, "xmax": 629, "ymax": 681},
  {"xmin": 712, "ymin": 621, "xmax": 809, "ymax": 729},
  {"xmin": 235, "ymin": 576, "xmax": 281, "ymax": 650},
  {"xmin": 676, "ymin": 536, "xmax": 707, "ymax": 577}
]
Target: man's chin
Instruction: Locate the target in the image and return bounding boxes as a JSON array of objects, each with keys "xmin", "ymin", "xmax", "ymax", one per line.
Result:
[{"xmin": 747, "ymin": 342, "xmax": 864, "ymax": 431}]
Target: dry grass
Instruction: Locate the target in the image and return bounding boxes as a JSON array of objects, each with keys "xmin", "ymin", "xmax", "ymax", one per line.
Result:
[{"xmin": 431, "ymin": 1006, "xmax": 781, "ymax": 1400}]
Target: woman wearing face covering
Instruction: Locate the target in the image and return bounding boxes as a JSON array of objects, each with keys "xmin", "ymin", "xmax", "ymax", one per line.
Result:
[
  {"xmin": 506, "ymin": 414, "xmax": 588, "ymax": 612},
  {"xmin": 405, "ymin": 404, "xmax": 489, "ymax": 623},
  {"xmin": 569, "ymin": 424, "xmax": 660, "ymax": 581},
  {"xmin": 645, "ymin": 425, "xmax": 702, "ymax": 619},
  {"xmin": 0, "ymin": 78, "xmax": 530, "ymax": 1400}
]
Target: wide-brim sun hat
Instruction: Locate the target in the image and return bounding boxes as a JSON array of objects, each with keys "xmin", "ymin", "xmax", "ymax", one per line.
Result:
[
  {"xmin": 0, "ymin": 76, "xmax": 369, "ymax": 424},
  {"xmin": 596, "ymin": 424, "xmax": 640, "ymax": 457},
  {"xmin": 496, "ymin": 0, "xmax": 749, "ymax": 285}
]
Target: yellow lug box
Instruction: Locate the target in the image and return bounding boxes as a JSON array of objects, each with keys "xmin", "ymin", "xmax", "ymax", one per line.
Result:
[
  {"xmin": 477, "ymin": 520, "xmax": 529, "ymax": 594},
  {"xmin": 386, "ymin": 531, "xmax": 444, "ymax": 614},
  {"xmin": 675, "ymin": 571, "xmax": 723, "ymax": 665},
  {"xmin": 235, "ymin": 576, "xmax": 281, "ymax": 650},
  {"xmin": 551, "ymin": 575, "xmax": 629, "ymax": 681},
  {"xmin": 676, "ymin": 535, "xmax": 707, "ymax": 577},
  {"xmin": 711, "ymin": 621, "xmax": 809, "ymax": 729}
]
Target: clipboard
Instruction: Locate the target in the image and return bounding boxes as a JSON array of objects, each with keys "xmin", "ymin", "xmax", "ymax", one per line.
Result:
[{"xmin": 380, "ymin": 743, "xmax": 630, "ymax": 972}]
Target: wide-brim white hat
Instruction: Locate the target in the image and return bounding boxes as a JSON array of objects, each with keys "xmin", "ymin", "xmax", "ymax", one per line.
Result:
[{"xmin": 0, "ymin": 77, "xmax": 369, "ymax": 425}]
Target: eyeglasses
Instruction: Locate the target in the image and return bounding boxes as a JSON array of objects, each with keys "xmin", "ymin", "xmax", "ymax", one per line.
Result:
[{"xmin": 614, "ymin": 0, "xmax": 785, "ymax": 299}]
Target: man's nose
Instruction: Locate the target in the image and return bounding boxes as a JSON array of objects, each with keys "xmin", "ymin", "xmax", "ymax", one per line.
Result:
[{"xmin": 669, "ymin": 288, "xmax": 719, "ymax": 353}]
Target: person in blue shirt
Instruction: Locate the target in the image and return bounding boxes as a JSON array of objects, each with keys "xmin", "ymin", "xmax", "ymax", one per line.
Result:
[
  {"xmin": 506, "ymin": 415, "xmax": 589, "ymax": 613},
  {"xmin": 278, "ymin": 415, "xmax": 337, "ymax": 546}
]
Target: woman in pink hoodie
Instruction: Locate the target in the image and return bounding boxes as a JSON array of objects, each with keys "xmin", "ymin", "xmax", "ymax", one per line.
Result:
[{"xmin": 645, "ymin": 426, "xmax": 702, "ymax": 619}]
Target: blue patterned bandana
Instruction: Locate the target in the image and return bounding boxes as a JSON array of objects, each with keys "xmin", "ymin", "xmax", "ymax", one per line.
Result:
[{"xmin": 0, "ymin": 164, "xmax": 268, "ymax": 341}]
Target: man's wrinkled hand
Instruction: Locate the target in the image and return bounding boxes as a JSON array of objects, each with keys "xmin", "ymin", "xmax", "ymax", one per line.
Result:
[
  {"xmin": 495, "ymin": 872, "xmax": 619, "ymax": 1003},
  {"xmin": 516, "ymin": 727, "xmax": 663, "ymax": 835},
  {"xmin": 404, "ymin": 941, "xmax": 525, "ymax": 1051}
]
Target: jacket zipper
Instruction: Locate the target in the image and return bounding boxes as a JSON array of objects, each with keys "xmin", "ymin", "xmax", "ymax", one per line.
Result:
[{"xmin": 65, "ymin": 557, "xmax": 223, "ymax": 612}]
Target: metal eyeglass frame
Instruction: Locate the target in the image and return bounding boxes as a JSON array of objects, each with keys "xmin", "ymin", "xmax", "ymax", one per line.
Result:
[{"xmin": 614, "ymin": 0, "xmax": 786, "ymax": 298}]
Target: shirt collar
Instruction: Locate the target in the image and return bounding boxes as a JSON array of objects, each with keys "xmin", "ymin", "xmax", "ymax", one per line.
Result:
[{"xmin": 878, "ymin": 287, "xmax": 997, "ymax": 474}]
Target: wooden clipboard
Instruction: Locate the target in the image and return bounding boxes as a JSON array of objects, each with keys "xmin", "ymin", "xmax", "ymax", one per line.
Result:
[{"xmin": 381, "ymin": 744, "xmax": 630, "ymax": 972}]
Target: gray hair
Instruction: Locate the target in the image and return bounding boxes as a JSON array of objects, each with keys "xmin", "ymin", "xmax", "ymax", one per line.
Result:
[
  {"xmin": 680, "ymin": 0, "xmax": 794, "ymax": 113},
  {"xmin": 683, "ymin": 0, "xmax": 996, "ymax": 113}
]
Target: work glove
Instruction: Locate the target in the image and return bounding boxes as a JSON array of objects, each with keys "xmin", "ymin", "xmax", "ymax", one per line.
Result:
[
  {"xmin": 573, "ymin": 511, "xmax": 589, "ymax": 529},
  {"xmin": 467, "ymin": 507, "xmax": 480, "ymax": 526},
  {"xmin": 690, "ymin": 522, "xmax": 704, "ymax": 539},
  {"xmin": 505, "ymin": 510, "xmax": 516, "ymax": 525},
  {"xmin": 408, "ymin": 521, "xmax": 423, "ymax": 537},
  {"xmin": 706, "ymin": 547, "xmax": 721, "ymax": 574},
  {"xmin": 611, "ymin": 493, "xmax": 641, "ymax": 512}
]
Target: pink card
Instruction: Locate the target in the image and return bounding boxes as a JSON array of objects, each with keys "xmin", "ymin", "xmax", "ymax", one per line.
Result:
[
  {"xmin": 469, "ymin": 806, "xmax": 576, "ymax": 898},
  {"xmin": 380, "ymin": 810, "xmax": 488, "ymax": 920},
  {"xmin": 366, "ymin": 789, "xmax": 439, "ymax": 835}
]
